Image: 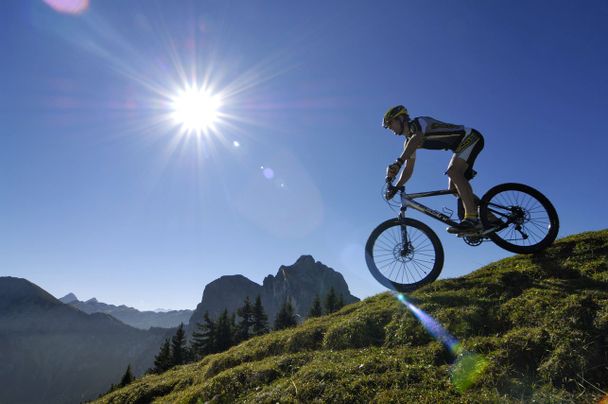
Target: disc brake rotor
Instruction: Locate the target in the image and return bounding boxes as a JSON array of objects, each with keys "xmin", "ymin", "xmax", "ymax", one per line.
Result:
[{"xmin": 393, "ymin": 242, "xmax": 414, "ymax": 263}]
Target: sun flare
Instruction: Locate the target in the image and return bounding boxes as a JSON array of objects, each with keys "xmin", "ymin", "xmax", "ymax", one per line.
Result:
[{"xmin": 171, "ymin": 87, "xmax": 222, "ymax": 134}]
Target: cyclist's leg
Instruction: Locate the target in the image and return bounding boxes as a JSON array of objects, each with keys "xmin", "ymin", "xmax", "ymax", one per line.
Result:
[
  {"xmin": 460, "ymin": 132, "xmax": 501, "ymax": 225},
  {"xmin": 453, "ymin": 131, "xmax": 502, "ymax": 225},
  {"xmin": 449, "ymin": 178, "xmax": 480, "ymax": 220},
  {"xmin": 457, "ymin": 129, "xmax": 484, "ymax": 181},
  {"xmin": 446, "ymin": 130, "xmax": 484, "ymax": 219},
  {"xmin": 446, "ymin": 157, "xmax": 477, "ymax": 219}
]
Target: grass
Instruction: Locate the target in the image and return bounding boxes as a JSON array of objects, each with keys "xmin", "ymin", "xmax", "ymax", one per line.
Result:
[{"xmin": 95, "ymin": 229, "xmax": 608, "ymax": 403}]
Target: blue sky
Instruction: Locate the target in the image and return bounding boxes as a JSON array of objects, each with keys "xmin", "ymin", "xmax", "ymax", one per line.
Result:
[{"xmin": 1, "ymin": 0, "xmax": 607, "ymax": 310}]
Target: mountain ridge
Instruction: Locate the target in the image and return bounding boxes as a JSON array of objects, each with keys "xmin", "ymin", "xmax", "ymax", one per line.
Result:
[
  {"xmin": 59, "ymin": 294, "xmax": 193, "ymax": 330},
  {"xmin": 187, "ymin": 255, "xmax": 359, "ymax": 336}
]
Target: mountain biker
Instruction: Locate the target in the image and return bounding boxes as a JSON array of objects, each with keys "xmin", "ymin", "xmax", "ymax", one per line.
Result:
[{"xmin": 382, "ymin": 105, "xmax": 487, "ymax": 234}]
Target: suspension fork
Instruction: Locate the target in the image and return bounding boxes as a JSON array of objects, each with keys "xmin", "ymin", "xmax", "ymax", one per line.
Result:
[{"xmin": 399, "ymin": 193, "xmax": 410, "ymax": 254}]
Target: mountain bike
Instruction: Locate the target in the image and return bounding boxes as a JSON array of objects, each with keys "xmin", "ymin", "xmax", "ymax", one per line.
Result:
[{"xmin": 365, "ymin": 180, "xmax": 559, "ymax": 292}]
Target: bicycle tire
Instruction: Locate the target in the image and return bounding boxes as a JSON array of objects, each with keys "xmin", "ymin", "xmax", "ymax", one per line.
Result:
[
  {"xmin": 479, "ymin": 183, "xmax": 559, "ymax": 254},
  {"xmin": 365, "ymin": 218, "xmax": 444, "ymax": 292}
]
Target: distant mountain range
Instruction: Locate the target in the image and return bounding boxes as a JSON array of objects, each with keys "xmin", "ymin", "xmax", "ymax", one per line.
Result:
[
  {"xmin": 0, "ymin": 277, "xmax": 171, "ymax": 404},
  {"xmin": 58, "ymin": 293, "xmax": 192, "ymax": 330},
  {"xmin": 1, "ymin": 255, "xmax": 358, "ymax": 403}
]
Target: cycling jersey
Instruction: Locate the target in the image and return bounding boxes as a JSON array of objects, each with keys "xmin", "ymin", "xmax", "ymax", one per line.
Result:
[
  {"xmin": 409, "ymin": 116, "xmax": 470, "ymax": 151},
  {"xmin": 408, "ymin": 116, "xmax": 484, "ymax": 180}
]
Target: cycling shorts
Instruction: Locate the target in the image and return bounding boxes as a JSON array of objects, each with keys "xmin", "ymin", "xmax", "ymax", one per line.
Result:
[{"xmin": 450, "ymin": 129, "xmax": 484, "ymax": 180}]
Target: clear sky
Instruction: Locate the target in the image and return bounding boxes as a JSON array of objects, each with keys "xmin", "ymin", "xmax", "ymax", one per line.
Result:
[{"xmin": 1, "ymin": 0, "xmax": 607, "ymax": 310}]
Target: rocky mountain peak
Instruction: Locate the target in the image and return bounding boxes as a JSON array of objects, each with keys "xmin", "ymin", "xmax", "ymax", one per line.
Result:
[
  {"xmin": 295, "ymin": 254, "xmax": 316, "ymax": 266},
  {"xmin": 187, "ymin": 255, "xmax": 359, "ymax": 335},
  {"xmin": 59, "ymin": 293, "xmax": 78, "ymax": 303}
]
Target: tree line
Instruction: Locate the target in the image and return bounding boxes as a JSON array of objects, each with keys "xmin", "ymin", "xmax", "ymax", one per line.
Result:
[{"xmin": 110, "ymin": 287, "xmax": 347, "ymax": 390}]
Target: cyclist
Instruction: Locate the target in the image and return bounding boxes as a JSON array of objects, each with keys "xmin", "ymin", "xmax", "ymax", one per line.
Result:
[{"xmin": 382, "ymin": 105, "xmax": 488, "ymax": 234}]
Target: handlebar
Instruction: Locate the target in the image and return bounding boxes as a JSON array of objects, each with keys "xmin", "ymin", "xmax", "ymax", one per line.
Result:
[{"xmin": 385, "ymin": 177, "xmax": 405, "ymax": 193}]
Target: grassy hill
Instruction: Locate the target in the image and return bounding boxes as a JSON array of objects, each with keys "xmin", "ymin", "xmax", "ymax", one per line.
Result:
[{"xmin": 96, "ymin": 230, "xmax": 608, "ymax": 403}]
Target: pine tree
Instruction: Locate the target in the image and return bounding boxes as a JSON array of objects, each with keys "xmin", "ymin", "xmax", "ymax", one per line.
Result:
[
  {"xmin": 236, "ymin": 296, "xmax": 255, "ymax": 342},
  {"xmin": 151, "ymin": 338, "xmax": 172, "ymax": 373},
  {"xmin": 308, "ymin": 293, "xmax": 323, "ymax": 317},
  {"xmin": 324, "ymin": 286, "xmax": 338, "ymax": 314},
  {"xmin": 119, "ymin": 364, "xmax": 134, "ymax": 387},
  {"xmin": 230, "ymin": 312, "xmax": 237, "ymax": 342},
  {"xmin": 191, "ymin": 311, "xmax": 216, "ymax": 359},
  {"xmin": 215, "ymin": 309, "xmax": 233, "ymax": 352},
  {"xmin": 171, "ymin": 323, "xmax": 187, "ymax": 366},
  {"xmin": 252, "ymin": 295, "xmax": 269, "ymax": 336},
  {"xmin": 184, "ymin": 341, "xmax": 195, "ymax": 364},
  {"xmin": 337, "ymin": 293, "xmax": 345, "ymax": 311},
  {"xmin": 274, "ymin": 299, "xmax": 297, "ymax": 330}
]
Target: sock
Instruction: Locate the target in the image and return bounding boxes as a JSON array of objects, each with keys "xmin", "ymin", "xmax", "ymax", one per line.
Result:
[{"xmin": 464, "ymin": 213, "xmax": 479, "ymax": 220}]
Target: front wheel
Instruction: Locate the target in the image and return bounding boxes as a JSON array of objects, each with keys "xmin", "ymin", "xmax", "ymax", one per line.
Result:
[
  {"xmin": 479, "ymin": 183, "xmax": 559, "ymax": 254},
  {"xmin": 365, "ymin": 218, "xmax": 444, "ymax": 293}
]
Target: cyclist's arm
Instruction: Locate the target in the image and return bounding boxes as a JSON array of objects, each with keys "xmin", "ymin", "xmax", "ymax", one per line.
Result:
[
  {"xmin": 396, "ymin": 153, "xmax": 415, "ymax": 186},
  {"xmin": 399, "ymin": 134, "xmax": 423, "ymax": 161}
]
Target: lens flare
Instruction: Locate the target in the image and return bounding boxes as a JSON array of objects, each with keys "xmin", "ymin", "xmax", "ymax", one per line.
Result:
[
  {"xmin": 43, "ymin": 0, "xmax": 89, "ymax": 14},
  {"xmin": 450, "ymin": 349, "xmax": 489, "ymax": 392},
  {"xmin": 395, "ymin": 293, "xmax": 489, "ymax": 391},
  {"xmin": 262, "ymin": 167, "xmax": 274, "ymax": 179},
  {"xmin": 397, "ymin": 293, "xmax": 459, "ymax": 350}
]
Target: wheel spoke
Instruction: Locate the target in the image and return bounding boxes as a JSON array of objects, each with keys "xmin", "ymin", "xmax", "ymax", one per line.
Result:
[
  {"xmin": 481, "ymin": 186, "xmax": 557, "ymax": 251},
  {"xmin": 367, "ymin": 220, "xmax": 442, "ymax": 291}
]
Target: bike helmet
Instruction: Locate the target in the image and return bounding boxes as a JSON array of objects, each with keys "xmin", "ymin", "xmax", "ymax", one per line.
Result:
[{"xmin": 382, "ymin": 105, "xmax": 409, "ymax": 128}]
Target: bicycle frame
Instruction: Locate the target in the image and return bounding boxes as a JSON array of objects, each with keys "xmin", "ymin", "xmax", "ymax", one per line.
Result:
[
  {"xmin": 390, "ymin": 188, "xmax": 460, "ymax": 254},
  {"xmin": 394, "ymin": 187, "xmax": 504, "ymax": 246},
  {"xmin": 397, "ymin": 188, "xmax": 461, "ymax": 227}
]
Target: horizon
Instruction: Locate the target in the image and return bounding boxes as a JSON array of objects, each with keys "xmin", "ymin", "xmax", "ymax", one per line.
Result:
[
  {"xmin": 52, "ymin": 253, "xmax": 362, "ymax": 311},
  {"xmin": 2, "ymin": 1, "xmax": 607, "ymax": 311}
]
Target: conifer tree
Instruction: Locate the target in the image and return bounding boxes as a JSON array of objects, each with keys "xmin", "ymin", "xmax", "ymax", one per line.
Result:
[
  {"xmin": 119, "ymin": 364, "xmax": 134, "ymax": 387},
  {"xmin": 324, "ymin": 286, "xmax": 338, "ymax": 314},
  {"xmin": 230, "ymin": 312, "xmax": 237, "ymax": 342},
  {"xmin": 236, "ymin": 296, "xmax": 255, "ymax": 342},
  {"xmin": 191, "ymin": 311, "xmax": 216, "ymax": 358},
  {"xmin": 274, "ymin": 299, "xmax": 297, "ymax": 330},
  {"xmin": 337, "ymin": 293, "xmax": 345, "ymax": 311},
  {"xmin": 252, "ymin": 295, "xmax": 269, "ymax": 336},
  {"xmin": 215, "ymin": 309, "xmax": 233, "ymax": 352},
  {"xmin": 151, "ymin": 338, "xmax": 172, "ymax": 373},
  {"xmin": 308, "ymin": 293, "xmax": 323, "ymax": 317},
  {"xmin": 183, "ymin": 341, "xmax": 195, "ymax": 364},
  {"xmin": 171, "ymin": 323, "xmax": 187, "ymax": 366}
]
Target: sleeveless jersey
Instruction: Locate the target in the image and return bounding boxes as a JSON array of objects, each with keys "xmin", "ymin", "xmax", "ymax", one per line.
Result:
[{"xmin": 409, "ymin": 116, "xmax": 470, "ymax": 152}]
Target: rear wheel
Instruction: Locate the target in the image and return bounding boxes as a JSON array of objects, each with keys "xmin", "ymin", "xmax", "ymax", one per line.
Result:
[
  {"xmin": 365, "ymin": 218, "xmax": 444, "ymax": 292},
  {"xmin": 479, "ymin": 183, "xmax": 559, "ymax": 254}
]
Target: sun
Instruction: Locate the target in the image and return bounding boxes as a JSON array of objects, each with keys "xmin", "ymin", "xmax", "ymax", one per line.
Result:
[{"xmin": 170, "ymin": 87, "xmax": 222, "ymax": 134}]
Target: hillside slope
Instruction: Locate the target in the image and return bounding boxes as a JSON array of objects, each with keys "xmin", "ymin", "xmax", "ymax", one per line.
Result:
[{"xmin": 96, "ymin": 230, "xmax": 608, "ymax": 403}]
